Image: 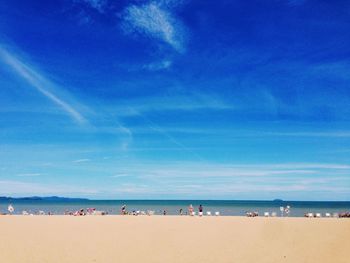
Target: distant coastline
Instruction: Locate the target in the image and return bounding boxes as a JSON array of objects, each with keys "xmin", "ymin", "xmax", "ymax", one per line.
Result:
[{"xmin": 0, "ymin": 196, "xmax": 89, "ymax": 202}]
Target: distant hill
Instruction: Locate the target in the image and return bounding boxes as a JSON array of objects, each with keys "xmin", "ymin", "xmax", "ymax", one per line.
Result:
[
  {"xmin": 272, "ymin": 199, "xmax": 284, "ymax": 202},
  {"xmin": 0, "ymin": 196, "xmax": 89, "ymax": 201}
]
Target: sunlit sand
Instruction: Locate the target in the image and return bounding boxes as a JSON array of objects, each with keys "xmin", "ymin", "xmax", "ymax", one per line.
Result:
[{"xmin": 0, "ymin": 216, "xmax": 349, "ymax": 263}]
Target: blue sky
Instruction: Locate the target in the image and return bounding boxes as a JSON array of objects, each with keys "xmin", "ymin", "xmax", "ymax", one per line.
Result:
[{"xmin": 0, "ymin": 0, "xmax": 349, "ymax": 200}]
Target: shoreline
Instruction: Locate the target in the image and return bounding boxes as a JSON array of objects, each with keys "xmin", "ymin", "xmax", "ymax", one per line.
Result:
[
  {"xmin": 1, "ymin": 215, "xmax": 349, "ymax": 220},
  {"xmin": 2, "ymin": 199, "xmax": 349, "ymax": 217}
]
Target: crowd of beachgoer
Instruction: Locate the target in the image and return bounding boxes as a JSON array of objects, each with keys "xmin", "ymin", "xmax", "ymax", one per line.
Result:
[
  {"xmin": 64, "ymin": 208, "xmax": 108, "ymax": 216},
  {"xmin": 304, "ymin": 212, "xmax": 350, "ymax": 218},
  {"xmin": 1, "ymin": 203, "xmax": 350, "ymax": 218},
  {"xmin": 182, "ymin": 204, "xmax": 204, "ymax": 216},
  {"xmin": 245, "ymin": 205, "xmax": 291, "ymax": 217},
  {"xmin": 118, "ymin": 204, "xmax": 206, "ymax": 216}
]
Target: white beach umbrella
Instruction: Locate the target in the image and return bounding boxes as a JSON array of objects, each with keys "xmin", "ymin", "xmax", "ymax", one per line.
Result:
[{"xmin": 8, "ymin": 204, "xmax": 14, "ymax": 214}]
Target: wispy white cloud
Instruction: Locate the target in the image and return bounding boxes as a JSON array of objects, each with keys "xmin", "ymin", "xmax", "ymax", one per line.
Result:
[
  {"xmin": 112, "ymin": 128, "xmax": 350, "ymax": 138},
  {"xmin": 2, "ymin": 161, "xmax": 349, "ymax": 199},
  {"xmin": 116, "ymin": 124, "xmax": 133, "ymax": 150},
  {"xmin": 262, "ymin": 131, "xmax": 350, "ymax": 138},
  {"xmin": 104, "ymin": 93, "xmax": 232, "ymax": 117},
  {"xmin": 138, "ymin": 167, "xmax": 319, "ymax": 179},
  {"xmin": 250, "ymin": 163, "xmax": 350, "ymax": 170},
  {"xmin": 121, "ymin": 1, "xmax": 186, "ymax": 52},
  {"xmin": 16, "ymin": 173, "xmax": 42, "ymax": 177},
  {"xmin": 110, "ymin": 173, "xmax": 130, "ymax": 178},
  {"xmin": 72, "ymin": 158, "xmax": 90, "ymax": 163},
  {"xmin": 104, "ymin": 162, "xmax": 350, "ymax": 199},
  {"xmin": 0, "ymin": 180, "xmax": 98, "ymax": 196},
  {"xmin": 114, "ymin": 183, "xmax": 350, "ymax": 196},
  {"xmin": 106, "ymin": 162, "xmax": 350, "ymax": 180},
  {"xmin": 95, "ymin": 92, "xmax": 229, "ymax": 154},
  {"xmin": 0, "ymin": 45, "xmax": 87, "ymax": 124},
  {"xmin": 143, "ymin": 59, "xmax": 172, "ymax": 71}
]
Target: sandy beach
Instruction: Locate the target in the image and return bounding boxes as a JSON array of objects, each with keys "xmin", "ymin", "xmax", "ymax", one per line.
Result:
[{"xmin": 0, "ymin": 216, "xmax": 349, "ymax": 263}]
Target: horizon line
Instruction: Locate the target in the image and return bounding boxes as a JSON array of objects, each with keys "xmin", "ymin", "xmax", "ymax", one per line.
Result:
[{"xmin": 2, "ymin": 196, "xmax": 350, "ymax": 202}]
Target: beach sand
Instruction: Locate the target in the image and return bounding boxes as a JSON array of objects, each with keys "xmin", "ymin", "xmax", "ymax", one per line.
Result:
[{"xmin": 0, "ymin": 216, "xmax": 349, "ymax": 263}]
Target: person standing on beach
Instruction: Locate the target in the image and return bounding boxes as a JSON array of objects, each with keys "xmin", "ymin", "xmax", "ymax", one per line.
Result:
[
  {"xmin": 121, "ymin": 205, "xmax": 126, "ymax": 215},
  {"xmin": 179, "ymin": 208, "xmax": 183, "ymax": 215},
  {"xmin": 198, "ymin": 205, "xmax": 203, "ymax": 216},
  {"xmin": 188, "ymin": 204, "xmax": 194, "ymax": 216},
  {"xmin": 285, "ymin": 206, "xmax": 290, "ymax": 217}
]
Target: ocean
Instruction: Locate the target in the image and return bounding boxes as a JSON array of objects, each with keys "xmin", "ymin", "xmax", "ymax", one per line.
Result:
[{"xmin": 1, "ymin": 200, "xmax": 350, "ymax": 216}]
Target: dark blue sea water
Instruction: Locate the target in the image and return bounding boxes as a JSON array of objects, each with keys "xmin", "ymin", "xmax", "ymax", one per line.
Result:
[{"xmin": 1, "ymin": 200, "xmax": 350, "ymax": 217}]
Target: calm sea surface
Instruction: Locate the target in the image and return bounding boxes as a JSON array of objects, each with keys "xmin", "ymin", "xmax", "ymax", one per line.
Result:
[{"xmin": 1, "ymin": 200, "xmax": 350, "ymax": 217}]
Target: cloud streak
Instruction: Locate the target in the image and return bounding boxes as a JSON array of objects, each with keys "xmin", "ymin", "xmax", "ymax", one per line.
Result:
[
  {"xmin": 0, "ymin": 45, "xmax": 87, "ymax": 124},
  {"xmin": 104, "ymin": 161, "xmax": 350, "ymax": 199},
  {"xmin": 0, "ymin": 180, "xmax": 98, "ymax": 196},
  {"xmin": 72, "ymin": 159, "xmax": 90, "ymax": 163},
  {"xmin": 104, "ymin": 93, "xmax": 232, "ymax": 117},
  {"xmin": 16, "ymin": 173, "xmax": 42, "ymax": 177},
  {"xmin": 110, "ymin": 173, "xmax": 130, "ymax": 178},
  {"xmin": 143, "ymin": 59, "xmax": 172, "ymax": 71},
  {"xmin": 108, "ymin": 162, "xmax": 350, "ymax": 180}
]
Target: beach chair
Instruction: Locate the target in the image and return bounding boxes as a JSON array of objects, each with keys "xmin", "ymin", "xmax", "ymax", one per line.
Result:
[
  {"xmin": 264, "ymin": 212, "xmax": 269, "ymax": 217},
  {"xmin": 199, "ymin": 212, "xmax": 203, "ymax": 216},
  {"xmin": 215, "ymin": 211, "xmax": 220, "ymax": 216},
  {"xmin": 192, "ymin": 212, "xmax": 196, "ymax": 216},
  {"xmin": 305, "ymin": 213, "xmax": 313, "ymax": 218},
  {"xmin": 148, "ymin": 210, "xmax": 155, "ymax": 216},
  {"xmin": 22, "ymin": 211, "xmax": 29, "ymax": 215},
  {"xmin": 93, "ymin": 210, "xmax": 106, "ymax": 216},
  {"xmin": 39, "ymin": 210, "xmax": 45, "ymax": 215},
  {"xmin": 271, "ymin": 212, "xmax": 277, "ymax": 217},
  {"xmin": 315, "ymin": 213, "xmax": 321, "ymax": 218},
  {"xmin": 332, "ymin": 213, "xmax": 339, "ymax": 218},
  {"xmin": 206, "ymin": 211, "xmax": 211, "ymax": 216},
  {"xmin": 325, "ymin": 213, "xmax": 331, "ymax": 217}
]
